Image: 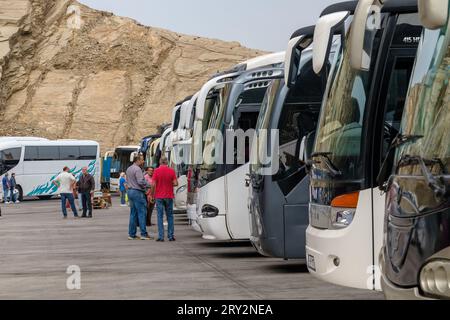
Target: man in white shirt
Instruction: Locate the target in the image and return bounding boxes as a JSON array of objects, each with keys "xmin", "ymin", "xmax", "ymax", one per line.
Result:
[{"xmin": 52, "ymin": 166, "xmax": 79, "ymax": 219}]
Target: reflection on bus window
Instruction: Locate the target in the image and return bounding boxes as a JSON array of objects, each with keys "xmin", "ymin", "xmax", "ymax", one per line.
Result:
[
  {"xmin": 314, "ymin": 32, "xmax": 371, "ymax": 180},
  {"xmin": 0, "ymin": 148, "xmax": 21, "ymax": 175},
  {"xmin": 397, "ymin": 27, "xmax": 450, "ymax": 175}
]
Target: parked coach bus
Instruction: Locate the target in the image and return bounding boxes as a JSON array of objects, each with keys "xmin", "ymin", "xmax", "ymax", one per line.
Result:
[
  {"xmin": 110, "ymin": 145, "xmax": 139, "ymax": 192},
  {"xmin": 306, "ymin": 0, "xmax": 421, "ymax": 290},
  {"xmin": 0, "ymin": 137, "xmax": 100, "ymax": 201},
  {"xmin": 379, "ymin": 0, "xmax": 450, "ymax": 300}
]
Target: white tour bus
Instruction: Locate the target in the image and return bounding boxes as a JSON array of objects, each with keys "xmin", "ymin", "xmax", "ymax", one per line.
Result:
[
  {"xmin": 171, "ymin": 94, "xmax": 199, "ymax": 211},
  {"xmin": 110, "ymin": 146, "xmax": 140, "ymax": 192},
  {"xmin": 306, "ymin": 0, "xmax": 421, "ymax": 290},
  {"xmin": 0, "ymin": 137, "xmax": 100, "ymax": 201},
  {"xmin": 194, "ymin": 52, "xmax": 286, "ymax": 240}
]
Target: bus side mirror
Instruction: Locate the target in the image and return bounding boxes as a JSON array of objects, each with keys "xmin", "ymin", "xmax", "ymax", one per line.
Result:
[
  {"xmin": 350, "ymin": 0, "xmax": 384, "ymax": 71},
  {"xmin": 130, "ymin": 152, "xmax": 138, "ymax": 162},
  {"xmin": 313, "ymin": 11, "xmax": 350, "ymax": 74},
  {"xmin": 304, "ymin": 131, "xmax": 316, "ymax": 173},
  {"xmin": 418, "ymin": 0, "xmax": 448, "ymax": 29},
  {"xmin": 305, "ymin": 131, "xmax": 316, "ymax": 162},
  {"xmin": 285, "ymin": 35, "xmax": 313, "ymax": 88}
]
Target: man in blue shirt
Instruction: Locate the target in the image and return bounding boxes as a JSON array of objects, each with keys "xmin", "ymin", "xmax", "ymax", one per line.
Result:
[{"xmin": 2, "ymin": 173, "xmax": 10, "ymax": 204}]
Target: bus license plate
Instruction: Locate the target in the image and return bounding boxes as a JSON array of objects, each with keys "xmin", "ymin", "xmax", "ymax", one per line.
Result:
[{"xmin": 307, "ymin": 254, "xmax": 316, "ymax": 272}]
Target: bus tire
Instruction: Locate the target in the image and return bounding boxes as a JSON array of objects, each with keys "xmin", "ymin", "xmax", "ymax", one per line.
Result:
[{"xmin": 16, "ymin": 185, "xmax": 23, "ymax": 202}]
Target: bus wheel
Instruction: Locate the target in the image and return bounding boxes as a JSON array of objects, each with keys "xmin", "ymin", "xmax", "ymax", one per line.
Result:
[{"xmin": 16, "ymin": 185, "xmax": 23, "ymax": 202}]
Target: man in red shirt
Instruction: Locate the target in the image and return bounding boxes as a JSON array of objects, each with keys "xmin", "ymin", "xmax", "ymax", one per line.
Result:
[{"xmin": 151, "ymin": 156, "xmax": 178, "ymax": 241}]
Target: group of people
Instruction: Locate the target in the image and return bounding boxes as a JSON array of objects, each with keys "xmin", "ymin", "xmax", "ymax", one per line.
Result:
[
  {"xmin": 1, "ymin": 172, "xmax": 19, "ymax": 204},
  {"xmin": 124, "ymin": 155, "xmax": 178, "ymax": 242},
  {"xmin": 52, "ymin": 166, "xmax": 96, "ymax": 219}
]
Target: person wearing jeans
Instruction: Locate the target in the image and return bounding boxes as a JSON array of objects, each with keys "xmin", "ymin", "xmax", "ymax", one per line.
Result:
[
  {"xmin": 2, "ymin": 173, "xmax": 10, "ymax": 203},
  {"xmin": 53, "ymin": 166, "xmax": 79, "ymax": 218},
  {"xmin": 9, "ymin": 173, "xmax": 19, "ymax": 204},
  {"xmin": 60, "ymin": 193, "xmax": 78, "ymax": 218},
  {"xmin": 151, "ymin": 156, "xmax": 178, "ymax": 242},
  {"xmin": 127, "ymin": 189, "xmax": 148, "ymax": 239},
  {"xmin": 126, "ymin": 155, "xmax": 151, "ymax": 240},
  {"xmin": 77, "ymin": 167, "xmax": 95, "ymax": 218},
  {"xmin": 156, "ymin": 198, "xmax": 175, "ymax": 240},
  {"xmin": 119, "ymin": 172, "xmax": 127, "ymax": 206}
]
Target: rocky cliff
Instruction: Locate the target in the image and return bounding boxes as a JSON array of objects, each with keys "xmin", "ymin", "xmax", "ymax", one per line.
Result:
[{"xmin": 0, "ymin": 0, "xmax": 265, "ymax": 151}]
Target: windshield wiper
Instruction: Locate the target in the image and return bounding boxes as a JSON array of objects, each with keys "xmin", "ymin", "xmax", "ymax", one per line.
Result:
[
  {"xmin": 311, "ymin": 152, "xmax": 342, "ymax": 177},
  {"xmin": 398, "ymin": 155, "xmax": 448, "ymax": 199},
  {"xmin": 378, "ymin": 134, "xmax": 424, "ymax": 190},
  {"xmin": 392, "ymin": 134, "xmax": 424, "ymax": 148}
]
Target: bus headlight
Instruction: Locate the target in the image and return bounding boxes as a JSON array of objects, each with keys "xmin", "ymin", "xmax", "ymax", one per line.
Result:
[
  {"xmin": 419, "ymin": 260, "xmax": 450, "ymax": 299},
  {"xmin": 329, "ymin": 191, "xmax": 359, "ymax": 229},
  {"xmin": 330, "ymin": 208, "xmax": 355, "ymax": 229}
]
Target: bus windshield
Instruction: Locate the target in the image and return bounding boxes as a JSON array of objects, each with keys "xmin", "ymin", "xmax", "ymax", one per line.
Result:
[
  {"xmin": 313, "ymin": 27, "xmax": 372, "ymax": 180},
  {"xmin": 111, "ymin": 148, "xmax": 135, "ymax": 178},
  {"xmin": 252, "ymin": 50, "xmax": 323, "ymax": 178},
  {"xmin": 251, "ymin": 79, "xmax": 283, "ymax": 175},
  {"xmin": 200, "ymin": 79, "xmax": 269, "ymax": 181},
  {"xmin": 201, "ymin": 85, "xmax": 231, "ymax": 174},
  {"xmin": 395, "ymin": 25, "xmax": 450, "ymax": 175},
  {"xmin": 0, "ymin": 147, "xmax": 21, "ymax": 175},
  {"xmin": 191, "ymin": 92, "xmax": 222, "ymax": 167}
]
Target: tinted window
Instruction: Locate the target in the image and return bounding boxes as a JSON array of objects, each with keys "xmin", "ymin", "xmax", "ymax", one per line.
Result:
[
  {"xmin": 277, "ymin": 105, "xmax": 318, "ymax": 178},
  {"xmin": 173, "ymin": 109, "xmax": 181, "ymax": 131},
  {"xmin": 38, "ymin": 146, "xmax": 60, "ymax": 161},
  {"xmin": 60, "ymin": 146, "xmax": 80, "ymax": 160},
  {"xmin": 381, "ymin": 57, "xmax": 413, "ymax": 160},
  {"xmin": 1, "ymin": 148, "xmax": 22, "ymax": 165},
  {"xmin": 0, "ymin": 147, "xmax": 22, "ymax": 175},
  {"xmin": 287, "ymin": 57, "xmax": 323, "ymax": 103},
  {"xmin": 24, "ymin": 146, "xmax": 39, "ymax": 161},
  {"xmin": 275, "ymin": 103, "xmax": 320, "ymax": 195},
  {"xmin": 237, "ymin": 87, "xmax": 268, "ymax": 105},
  {"xmin": 79, "ymin": 146, "xmax": 97, "ymax": 160}
]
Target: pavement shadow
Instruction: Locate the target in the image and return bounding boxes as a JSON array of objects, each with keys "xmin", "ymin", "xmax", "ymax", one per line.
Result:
[
  {"xmin": 209, "ymin": 250, "xmax": 263, "ymax": 259},
  {"xmin": 197, "ymin": 241, "xmax": 253, "ymax": 248},
  {"xmin": 262, "ymin": 262, "xmax": 308, "ymax": 274}
]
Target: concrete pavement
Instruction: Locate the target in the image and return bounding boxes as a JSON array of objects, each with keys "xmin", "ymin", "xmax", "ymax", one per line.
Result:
[{"xmin": 0, "ymin": 197, "xmax": 383, "ymax": 300}]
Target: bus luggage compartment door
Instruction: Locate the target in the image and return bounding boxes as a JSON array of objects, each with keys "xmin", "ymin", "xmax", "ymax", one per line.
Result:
[{"xmin": 283, "ymin": 204, "xmax": 308, "ymax": 259}]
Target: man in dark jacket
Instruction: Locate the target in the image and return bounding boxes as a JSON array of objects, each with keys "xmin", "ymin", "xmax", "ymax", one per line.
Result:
[
  {"xmin": 9, "ymin": 173, "xmax": 19, "ymax": 204},
  {"xmin": 77, "ymin": 167, "xmax": 95, "ymax": 218}
]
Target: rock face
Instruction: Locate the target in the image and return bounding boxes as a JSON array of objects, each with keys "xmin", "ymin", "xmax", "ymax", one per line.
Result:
[{"xmin": 0, "ymin": 0, "xmax": 265, "ymax": 152}]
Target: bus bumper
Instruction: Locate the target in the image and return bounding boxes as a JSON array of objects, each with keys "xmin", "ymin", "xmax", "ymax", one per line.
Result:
[{"xmin": 198, "ymin": 215, "xmax": 231, "ymax": 240}]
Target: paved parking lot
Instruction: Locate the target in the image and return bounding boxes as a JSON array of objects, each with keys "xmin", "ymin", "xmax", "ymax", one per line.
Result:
[{"xmin": 0, "ymin": 197, "xmax": 383, "ymax": 300}]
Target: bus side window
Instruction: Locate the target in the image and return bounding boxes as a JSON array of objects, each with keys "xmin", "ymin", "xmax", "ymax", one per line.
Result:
[{"xmin": 381, "ymin": 57, "xmax": 414, "ymax": 160}]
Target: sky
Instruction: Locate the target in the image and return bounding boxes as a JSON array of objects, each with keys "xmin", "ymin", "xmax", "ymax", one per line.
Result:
[{"xmin": 79, "ymin": 0, "xmax": 340, "ymax": 52}]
